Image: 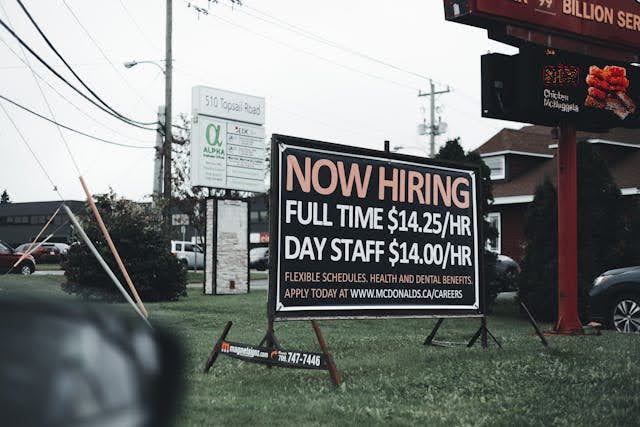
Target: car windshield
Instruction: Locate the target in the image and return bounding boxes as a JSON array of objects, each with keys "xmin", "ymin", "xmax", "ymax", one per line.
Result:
[
  {"xmin": 250, "ymin": 248, "xmax": 268, "ymax": 257},
  {"xmin": 0, "ymin": 242, "xmax": 12, "ymax": 253},
  {"xmin": 15, "ymin": 244, "xmax": 30, "ymax": 252}
]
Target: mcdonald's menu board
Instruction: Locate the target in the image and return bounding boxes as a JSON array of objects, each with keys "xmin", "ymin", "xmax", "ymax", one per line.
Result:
[
  {"xmin": 481, "ymin": 47, "xmax": 640, "ymax": 129},
  {"xmin": 444, "ymin": 0, "xmax": 640, "ymax": 52},
  {"xmin": 269, "ymin": 136, "xmax": 484, "ymax": 320},
  {"xmin": 523, "ymin": 47, "xmax": 640, "ymax": 129}
]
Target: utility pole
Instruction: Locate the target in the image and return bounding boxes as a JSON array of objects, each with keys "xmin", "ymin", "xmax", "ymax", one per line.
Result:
[
  {"xmin": 153, "ymin": 106, "xmax": 165, "ymax": 199},
  {"xmin": 418, "ymin": 79, "xmax": 450, "ymax": 157},
  {"xmin": 163, "ymin": 0, "xmax": 173, "ymax": 200}
]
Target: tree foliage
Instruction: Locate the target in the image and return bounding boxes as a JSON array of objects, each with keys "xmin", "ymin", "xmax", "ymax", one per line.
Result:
[
  {"xmin": 0, "ymin": 190, "xmax": 10, "ymax": 204},
  {"xmin": 518, "ymin": 142, "xmax": 640, "ymax": 321},
  {"xmin": 435, "ymin": 138, "xmax": 500, "ymax": 306},
  {"xmin": 62, "ymin": 191, "xmax": 187, "ymax": 302}
]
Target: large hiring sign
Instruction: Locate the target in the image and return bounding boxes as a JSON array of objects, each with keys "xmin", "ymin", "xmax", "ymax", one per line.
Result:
[
  {"xmin": 191, "ymin": 86, "xmax": 266, "ymax": 192},
  {"xmin": 269, "ymin": 136, "xmax": 483, "ymax": 320}
]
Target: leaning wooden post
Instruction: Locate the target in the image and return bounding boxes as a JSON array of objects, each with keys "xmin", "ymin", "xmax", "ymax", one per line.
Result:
[
  {"xmin": 79, "ymin": 176, "xmax": 148, "ymax": 318},
  {"xmin": 311, "ymin": 320, "xmax": 341, "ymax": 387}
]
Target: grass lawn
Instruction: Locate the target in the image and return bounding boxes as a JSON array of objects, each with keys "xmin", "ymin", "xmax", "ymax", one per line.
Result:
[
  {"xmin": 36, "ymin": 263, "xmax": 62, "ymax": 271},
  {"xmin": 1, "ymin": 274, "xmax": 640, "ymax": 426}
]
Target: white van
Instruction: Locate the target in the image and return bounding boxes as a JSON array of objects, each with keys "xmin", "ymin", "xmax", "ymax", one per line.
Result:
[{"xmin": 171, "ymin": 241, "xmax": 204, "ymax": 270}]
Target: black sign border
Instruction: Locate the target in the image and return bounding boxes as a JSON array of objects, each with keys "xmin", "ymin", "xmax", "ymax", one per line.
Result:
[{"xmin": 268, "ymin": 134, "xmax": 486, "ymax": 321}]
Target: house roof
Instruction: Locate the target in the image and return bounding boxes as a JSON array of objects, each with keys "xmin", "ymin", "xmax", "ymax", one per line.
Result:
[
  {"xmin": 480, "ymin": 126, "xmax": 640, "ymax": 202},
  {"xmin": 0, "ymin": 200, "xmax": 84, "ymax": 216},
  {"xmin": 478, "ymin": 125, "xmax": 640, "ymax": 158}
]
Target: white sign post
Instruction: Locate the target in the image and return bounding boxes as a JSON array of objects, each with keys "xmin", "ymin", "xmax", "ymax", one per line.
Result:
[{"xmin": 190, "ymin": 86, "xmax": 266, "ymax": 193}]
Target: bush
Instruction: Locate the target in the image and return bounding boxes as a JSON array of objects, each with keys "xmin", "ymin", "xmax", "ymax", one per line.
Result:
[
  {"xmin": 518, "ymin": 142, "xmax": 637, "ymax": 321},
  {"xmin": 62, "ymin": 192, "xmax": 187, "ymax": 302},
  {"xmin": 436, "ymin": 139, "xmax": 499, "ymax": 308}
]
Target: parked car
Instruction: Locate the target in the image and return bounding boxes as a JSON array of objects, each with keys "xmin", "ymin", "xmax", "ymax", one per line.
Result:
[
  {"xmin": 14, "ymin": 242, "xmax": 61, "ymax": 264},
  {"xmin": 249, "ymin": 247, "xmax": 269, "ymax": 271},
  {"xmin": 171, "ymin": 241, "xmax": 204, "ymax": 269},
  {"xmin": 494, "ymin": 254, "xmax": 520, "ymax": 292},
  {"xmin": 0, "ymin": 240, "xmax": 36, "ymax": 275},
  {"xmin": 589, "ymin": 266, "xmax": 640, "ymax": 333}
]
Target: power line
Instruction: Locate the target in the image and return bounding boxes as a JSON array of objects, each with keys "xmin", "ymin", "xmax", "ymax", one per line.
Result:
[
  {"xmin": 218, "ymin": 0, "xmax": 449, "ymax": 87},
  {"xmin": 0, "ymin": 15, "xmax": 157, "ymax": 131},
  {"xmin": 0, "ymin": 101, "xmax": 64, "ymax": 199},
  {"xmin": 117, "ymin": 0, "xmax": 161, "ymax": 52},
  {"xmin": 14, "ymin": 0, "xmax": 157, "ymax": 126},
  {"xmin": 0, "ymin": 35, "xmax": 153, "ymax": 144},
  {"xmin": 182, "ymin": 0, "xmax": 419, "ymax": 92},
  {"xmin": 0, "ymin": 93, "xmax": 156, "ymax": 149},
  {"xmin": 60, "ymin": 0, "xmax": 155, "ymax": 110},
  {"xmin": 0, "ymin": 1, "xmax": 81, "ymax": 174}
]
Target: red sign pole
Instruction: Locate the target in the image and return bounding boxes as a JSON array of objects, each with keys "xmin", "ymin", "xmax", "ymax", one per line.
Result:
[{"xmin": 555, "ymin": 121, "xmax": 583, "ymax": 335}]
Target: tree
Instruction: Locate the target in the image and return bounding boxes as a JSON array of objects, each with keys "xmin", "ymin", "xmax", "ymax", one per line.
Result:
[
  {"xmin": 62, "ymin": 191, "xmax": 187, "ymax": 302},
  {"xmin": 518, "ymin": 142, "xmax": 638, "ymax": 321},
  {"xmin": 517, "ymin": 179, "xmax": 558, "ymax": 321},
  {"xmin": 0, "ymin": 190, "xmax": 10, "ymax": 204},
  {"xmin": 435, "ymin": 138, "xmax": 500, "ymax": 306}
]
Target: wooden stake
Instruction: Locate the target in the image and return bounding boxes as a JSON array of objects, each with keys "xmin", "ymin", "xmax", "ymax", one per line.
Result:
[
  {"xmin": 79, "ymin": 176, "xmax": 148, "ymax": 317},
  {"xmin": 311, "ymin": 320, "xmax": 341, "ymax": 387}
]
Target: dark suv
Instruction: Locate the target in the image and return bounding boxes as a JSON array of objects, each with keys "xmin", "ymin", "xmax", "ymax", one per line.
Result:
[
  {"xmin": 0, "ymin": 240, "xmax": 36, "ymax": 275},
  {"xmin": 589, "ymin": 266, "xmax": 640, "ymax": 333}
]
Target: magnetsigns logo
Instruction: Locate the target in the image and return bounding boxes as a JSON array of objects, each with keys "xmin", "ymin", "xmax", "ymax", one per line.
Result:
[{"xmin": 203, "ymin": 123, "xmax": 224, "ymax": 159}]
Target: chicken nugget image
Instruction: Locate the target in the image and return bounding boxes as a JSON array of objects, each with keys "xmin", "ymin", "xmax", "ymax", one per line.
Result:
[
  {"xmin": 588, "ymin": 86, "xmax": 607, "ymax": 101},
  {"xmin": 586, "ymin": 75, "xmax": 611, "ymax": 92},
  {"xmin": 584, "ymin": 95, "xmax": 606, "ymax": 109},
  {"xmin": 607, "ymin": 76, "xmax": 630, "ymax": 88},
  {"xmin": 604, "ymin": 65, "xmax": 626, "ymax": 77},
  {"xmin": 589, "ymin": 65, "xmax": 605, "ymax": 79}
]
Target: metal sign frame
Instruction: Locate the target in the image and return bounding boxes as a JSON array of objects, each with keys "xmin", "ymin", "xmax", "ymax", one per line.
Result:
[{"xmin": 268, "ymin": 135, "xmax": 486, "ymax": 321}]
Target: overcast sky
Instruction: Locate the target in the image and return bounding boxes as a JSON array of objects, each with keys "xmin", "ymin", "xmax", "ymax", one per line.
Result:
[{"xmin": 0, "ymin": 0, "xmax": 521, "ymax": 203}]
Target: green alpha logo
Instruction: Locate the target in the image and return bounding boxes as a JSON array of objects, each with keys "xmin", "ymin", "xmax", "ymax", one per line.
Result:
[
  {"xmin": 203, "ymin": 123, "xmax": 224, "ymax": 159},
  {"xmin": 206, "ymin": 123, "xmax": 223, "ymax": 146}
]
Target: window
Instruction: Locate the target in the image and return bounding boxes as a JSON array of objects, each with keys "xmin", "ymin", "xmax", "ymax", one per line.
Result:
[
  {"xmin": 0, "ymin": 242, "xmax": 10, "ymax": 253},
  {"xmin": 486, "ymin": 212, "xmax": 501, "ymax": 254},
  {"xmin": 250, "ymin": 211, "xmax": 260, "ymax": 223},
  {"xmin": 174, "ymin": 243, "xmax": 183, "ymax": 251},
  {"xmin": 483, "ymin": 156, "xmax": 506, "ymax": 180}
]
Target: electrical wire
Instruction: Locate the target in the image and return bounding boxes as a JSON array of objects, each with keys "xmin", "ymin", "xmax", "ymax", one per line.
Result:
[
  {"xmin": 117, "ymin": 0, "xmax": 161, "ymax": 52},
  {"xmin": 182, "ymin": 0, "xmax": 419, "ymax": 92},
  {"xmin": 218, "ymin": 0, "xmax": 448, "ymax": 87},
  {"xmin": 60, "ymin": 0, "xmax": 156, "ymax": 110},
  {"xmin": 1, "ymin": 2, "xmax": 82, "ymax": 174},
  {"xmin": 0, "ymin": 15, "xmax": 157, "ymax": 131},
  {"xmin": 0, "ymin": 101, "xmax": 64, "ymax": 199},
  {"xmin": 13, "ymin": 0, "xmax": 157, "ymax": 127},
  {"xmin": 0, "ymin": 93, "xmax": 156, "ymax": 149},
  {"xmin": 0, "ymin": 36, "xmax": 155, "ymax": 144}
]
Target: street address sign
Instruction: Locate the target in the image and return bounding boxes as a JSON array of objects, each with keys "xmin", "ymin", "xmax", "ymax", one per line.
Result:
[
  {"xmin": 444, "ymin": 0, "xmax": 640, "ymax": 53},
  {"xmin": 192, "ymin": 86, "xmax": 265, "ymax": 125}
]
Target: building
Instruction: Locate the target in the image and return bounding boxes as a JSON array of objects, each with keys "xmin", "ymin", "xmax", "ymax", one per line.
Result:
[
  {"xmin": 0, "ymin": 200, "xmax": 85, "ymax": 247},
  {"xmin": 477, "ymin": 125, "xmax": 640, "ymax": 261}
]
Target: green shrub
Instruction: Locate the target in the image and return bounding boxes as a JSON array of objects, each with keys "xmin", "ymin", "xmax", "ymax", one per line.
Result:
[
  {"xmin": 436, "ymin": 139, "xmax": 499, "ymax": 308},
  {"xmin": 518, "ymin": 142, "xmax": 637, "ymax": 321},
  {"xmin": 62, "ymin": 192, "xmax": 187, "ymax": 302}
]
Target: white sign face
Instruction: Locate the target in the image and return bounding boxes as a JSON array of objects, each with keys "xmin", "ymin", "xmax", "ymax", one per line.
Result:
[
  {"xmin": 192, "ymin": 86, "xmax": 265, "ymax": 125},
  {"xmin": 191, "ymin": 116, "xmax": 266, "ymax": 192},
  {"xmin": 215, "ymin": 200, "xmax": 248, "ymax": 295}
]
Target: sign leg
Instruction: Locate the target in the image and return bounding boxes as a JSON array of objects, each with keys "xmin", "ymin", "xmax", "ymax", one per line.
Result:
[
  {"xmin": 424, "ymin": 318, "xmax": 445, "ymax": 346},
  {"xmin": 555, "ymin": 122, "xmax": 584, "ymax": 335},
  {"xmin": 520, "ymin": 302, "xmax": 549, "ymax": 347},
  {"xmin": 203, "ymin": 321, "xmax": 233, "ymax": 373},
  {"xmin": 311, "ymin": 320, "xmax": 341, "ymax": 387}
]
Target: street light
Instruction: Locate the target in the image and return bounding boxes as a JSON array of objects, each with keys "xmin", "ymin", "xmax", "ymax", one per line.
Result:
[
  {"xmin": 123, "ymin": 59, "xmax": 169, "ymax": 199},
  {"xmin": 123, "ymin": 60, "xmax": 166, "ymax": 74}
]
